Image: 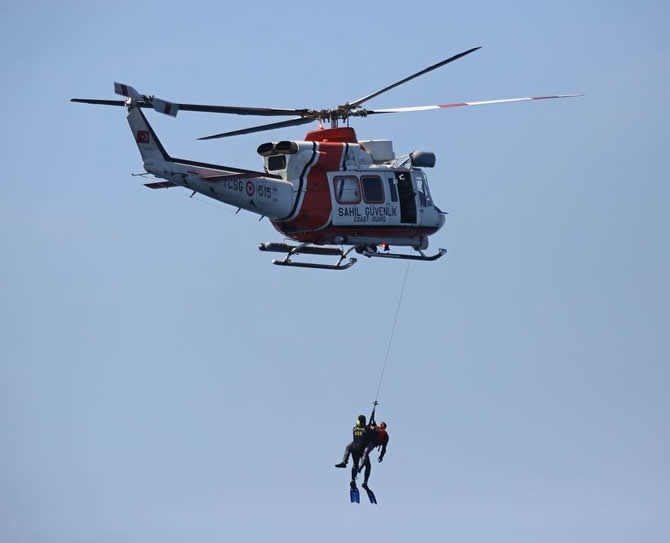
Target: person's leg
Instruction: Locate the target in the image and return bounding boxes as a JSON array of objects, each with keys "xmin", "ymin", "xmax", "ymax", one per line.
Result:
[
  {"xmin": 362, "ymin": 457, "xmax": 372, "ymax": 486},
  {"xmin": 351, "ymin": 450, "xmax": 361, "ymax": 482},
  {"xmin": 359, "ymin": 443, "xmax": 374, "ymax": 471},
  {"xmin": 335, "ymin": 442, "xmax": 352, "ymax": 467},
  {"xmin": 342, "ymin": 442, "xmax": 352, "ymax": 463}
]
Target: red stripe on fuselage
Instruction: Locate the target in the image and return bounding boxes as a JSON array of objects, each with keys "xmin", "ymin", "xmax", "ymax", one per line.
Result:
[
  {"xmin": 272, "ymin": 142, "xmax": 344, "ymax": 235},
  {"xmin": 286, "ymin": 225, "xmax": 440, "ymax": 245}
]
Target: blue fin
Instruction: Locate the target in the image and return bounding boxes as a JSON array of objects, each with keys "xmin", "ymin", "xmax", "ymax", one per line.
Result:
[{"xmin": 350, "ymin": 482, "xmax": 360, "ymax": 503}]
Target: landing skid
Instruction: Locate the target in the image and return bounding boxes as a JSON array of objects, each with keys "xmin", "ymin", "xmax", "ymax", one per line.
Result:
[
  {"xmin": 358, "ymin": 247, "xmax": 447, "ymax": 262},
  {"xmin": 258, "ymin": 242, "xmax": 357, "ymax": 271}
]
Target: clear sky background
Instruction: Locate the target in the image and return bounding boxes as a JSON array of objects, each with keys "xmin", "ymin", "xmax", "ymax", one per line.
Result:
[{"xmin": 2, "ymin": 1, "xmax": 668, "ymax": 541}]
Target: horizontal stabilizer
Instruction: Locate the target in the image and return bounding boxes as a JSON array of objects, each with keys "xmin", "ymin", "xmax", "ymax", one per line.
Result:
[{"xmin": 144, "ymin": 181, "xmax": 177, "ymax": 189}]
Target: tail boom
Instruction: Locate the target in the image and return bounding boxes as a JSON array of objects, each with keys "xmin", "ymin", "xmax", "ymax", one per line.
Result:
[{"xmin": 126, "ymin": 106, "xmax": 295, "ymax": 219}]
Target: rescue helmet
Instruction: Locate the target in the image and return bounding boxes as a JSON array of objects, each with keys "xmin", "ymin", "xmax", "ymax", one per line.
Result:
[{"xmin": 356, "ymin": 415, "xmax": 366, "ymax": 427}]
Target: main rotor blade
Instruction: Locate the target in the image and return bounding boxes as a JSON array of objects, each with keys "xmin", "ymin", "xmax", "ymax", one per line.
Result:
[
  {"xmin": 363, "ymin": 93, "xmax": 583, "ymax": 114},
  {"xmin": 198, "ymin": 117, "xmax": 316, "ymax": 140},
  {"xmin": 175, "ymin": 104, "xmax": 312, "ymax": 117},
  {"xmin": 71, "ymin": 97, "xmax": 311, "ymax": 117},
  {"xmin": 71, "ymin": 98, "xmax": 127, "ymax": 107},
  {"xmin": 348, "ymin": 46, "xmax": 481, "ymax": 109}
]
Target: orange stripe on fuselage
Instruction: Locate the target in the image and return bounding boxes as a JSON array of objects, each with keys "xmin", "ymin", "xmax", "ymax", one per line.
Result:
[{"xmin": 272, "ymin": 142, "xmax": 344, "ymax": 235}]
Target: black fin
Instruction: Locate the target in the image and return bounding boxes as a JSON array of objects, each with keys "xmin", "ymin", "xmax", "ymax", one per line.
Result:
[{"xmin": 362, "ymin": 484, "xmax": 377, "ymax": 504}]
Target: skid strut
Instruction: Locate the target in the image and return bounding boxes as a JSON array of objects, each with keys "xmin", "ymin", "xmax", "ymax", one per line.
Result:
[
  {"xmin": 358, "ymin": 247, "xmax": 447, "ymax": 261},
  {"xmin": 259, "ymin": 242, "xmax": 357, "ymax": 270}
]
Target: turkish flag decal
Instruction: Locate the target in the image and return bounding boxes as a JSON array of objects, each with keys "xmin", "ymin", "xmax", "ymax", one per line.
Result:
[{"xmin": 136, "ymin": 130, "xmax": 150, "ymax": 143}]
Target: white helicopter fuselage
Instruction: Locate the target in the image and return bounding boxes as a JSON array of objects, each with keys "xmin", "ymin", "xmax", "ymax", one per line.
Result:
[{"xmin": 130, "ymin": 108, "xmax": 445, "ymax": 249}]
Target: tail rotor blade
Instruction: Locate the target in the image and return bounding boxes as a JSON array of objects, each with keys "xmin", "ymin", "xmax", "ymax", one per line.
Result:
[
  {"xmin": 114, "ymin": 82, "xmax": 141, "ymax": 99},
  {"xmin": 152, "ymin": 97, "xmax": 180, "ymax": 117},
  {"xmin": 114, "ymin": 83, "xmax": 180, "ymax": 116}
]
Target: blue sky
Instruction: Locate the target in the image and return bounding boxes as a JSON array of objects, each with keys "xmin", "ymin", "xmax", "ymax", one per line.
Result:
[{"xmin": 2, "ymin": 1, "xmax": 669, "ymax": 542}]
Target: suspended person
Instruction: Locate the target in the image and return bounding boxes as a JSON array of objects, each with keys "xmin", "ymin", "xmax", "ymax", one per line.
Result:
[
  {"xmin": 360, "ymin": 420, "xmax": 389, "ymax": 469},
  {"xmin": 335, "ymin": 412, "xmax": 374, "ymax": 484},
  {"xmin": 335, "ymin": 402, "xmax": 381, "ymax": 469},
  {"xmin": 357, "ymin": 406, "xmax": 389, "ymax": 487},
  {"xmin": 335, "ymin": 406, "xmax": 382, "ymax": 486}
]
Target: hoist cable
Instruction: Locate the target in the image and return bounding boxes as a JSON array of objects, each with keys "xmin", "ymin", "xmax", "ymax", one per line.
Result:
[{"xmin": 374, "ymin": 262, "xmax": 411, "ymax": 402}]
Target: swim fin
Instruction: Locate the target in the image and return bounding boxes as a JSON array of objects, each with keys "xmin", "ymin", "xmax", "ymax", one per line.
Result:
[
  {"xmin": 350, "ymin": 481, "xmax": 360, "ymax": 504},
  {"xmin": 362, "ymin": 483, "xmax": 377, "ymax": 504}
]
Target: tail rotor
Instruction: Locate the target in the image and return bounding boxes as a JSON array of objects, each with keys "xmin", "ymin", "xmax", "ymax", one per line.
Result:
[
  {"xmin": 114, "ymin": 82, "xmax": 180, "ymax": 117},
  {"xmin": 71, "ymin": 83, "xmax": 180, "ymax": 117}
]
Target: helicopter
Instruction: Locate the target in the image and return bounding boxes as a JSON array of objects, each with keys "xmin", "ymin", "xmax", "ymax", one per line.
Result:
[{"xmin": 72, "ymin": 47, "xmax": 579, "ymax": 270}]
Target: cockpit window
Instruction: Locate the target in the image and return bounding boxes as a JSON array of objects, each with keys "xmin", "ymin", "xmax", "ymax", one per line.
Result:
[{"xmin": 267, "ymin": 155, "xmax": 286, "ymax": 171}]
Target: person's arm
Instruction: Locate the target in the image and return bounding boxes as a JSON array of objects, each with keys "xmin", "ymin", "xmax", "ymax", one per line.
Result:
[{"xmin": 378, "ymin": 434, "xmax": 389, "ymax": 462}]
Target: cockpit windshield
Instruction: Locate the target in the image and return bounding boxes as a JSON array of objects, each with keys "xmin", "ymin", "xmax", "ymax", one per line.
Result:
[{"xmin": 413, "ymin": 169, "xmax": 433, "ymax": 207}]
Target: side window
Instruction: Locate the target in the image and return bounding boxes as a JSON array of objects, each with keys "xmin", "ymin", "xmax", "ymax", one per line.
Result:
[
  {"xmin": 361, "ymin": 176, "xmax": 384, "ymax": 204},
  {"xmin": 267, "ymin": 155, "xmax": 286, "ymax": 171},
  {"xmin": 334, "ymin": 176, "xmax": 361, "ymax": 204},
  {"xmin": 387, "ymin": 177, "xmax": 398, "ymax": 202}
]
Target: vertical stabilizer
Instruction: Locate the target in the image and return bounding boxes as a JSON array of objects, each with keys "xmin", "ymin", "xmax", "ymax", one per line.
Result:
[{"xmin": 126, "ymin": 106, "xmax": 171, "ymax": 169}]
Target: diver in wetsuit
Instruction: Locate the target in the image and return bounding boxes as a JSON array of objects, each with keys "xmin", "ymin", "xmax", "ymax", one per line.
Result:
[
  {"xmin": 353, "ymin": 415, "xmax": 373, "ymax": 485},
  {"xmin": 335, "ymin": 409, "xmax": 378, "ymax": 486}
]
